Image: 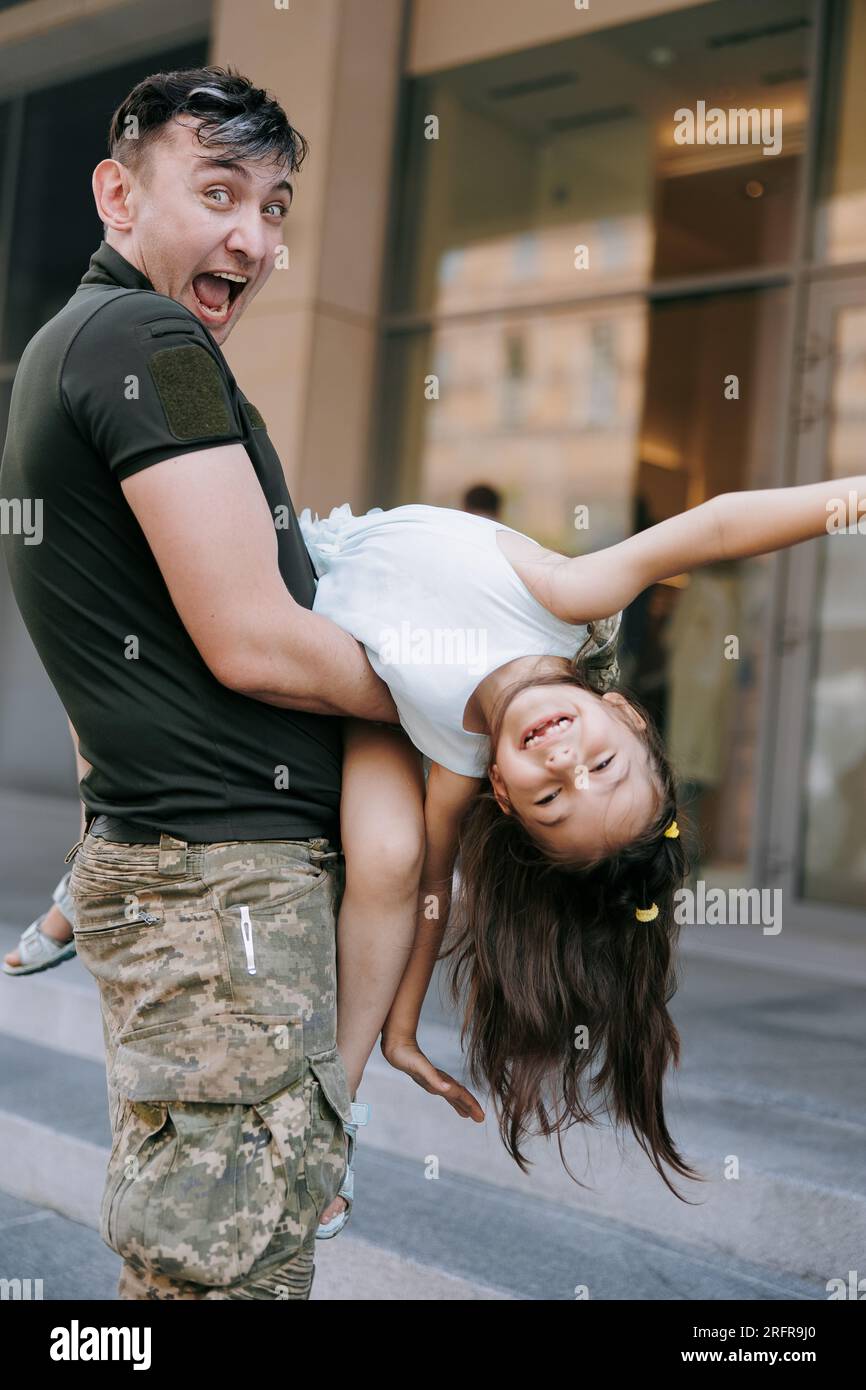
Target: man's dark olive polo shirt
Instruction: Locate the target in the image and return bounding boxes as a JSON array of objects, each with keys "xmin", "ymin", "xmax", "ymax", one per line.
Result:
[{"xmin": 0, "ymin": 241, "xmax": 343, "ymax": 843}]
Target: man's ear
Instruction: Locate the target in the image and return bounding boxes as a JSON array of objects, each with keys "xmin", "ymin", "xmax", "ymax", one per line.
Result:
[
  {"xmin": 602, "ymin": 690, "xmax": 646, "ymax": 734},
  {"xmin": 93, "ymin": 158, "xmax": 134, "ymax": 233},
  {"xmin": 489, "ymin": 763, "xmax": 512, "ymax": 815}
]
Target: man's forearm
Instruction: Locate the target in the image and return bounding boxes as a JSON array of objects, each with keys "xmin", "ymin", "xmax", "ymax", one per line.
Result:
[{"xmin": 229, "ymin": 606, "xmax": 400, "ymax": 723}]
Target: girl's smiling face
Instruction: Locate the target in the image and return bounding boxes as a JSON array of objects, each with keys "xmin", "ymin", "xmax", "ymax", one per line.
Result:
[{"xmin": 489, "ymin": 685, "xmax": 660, "ymax": 862}]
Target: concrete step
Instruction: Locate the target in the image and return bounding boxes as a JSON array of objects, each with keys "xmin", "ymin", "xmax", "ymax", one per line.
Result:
[
  {"xmin": 0, "ymin": 923, "xmax": 101, "ymax": 1063},
  {"xmin": 347, "ymin": 1033, "xmax": 866, "ymax": 1290},
  {"xmin": 0, "ymin": 983, "xmax": 859, "ymax": 1297},
  {"xmin": 0, "ymin": 1029, "xmax": 516, "ymax": 1300},
  {"xmin": 677, "ymin": 917, "xmax": 866, "ymax": 987},
  {"xmin": 0, "ymin": 1184, "xmax": 517, "ymax": 1302},
  {"xmin": 0, "ymin": 1033, "xmax": 821, "ymax": 1301},
  {"xmin": 1, "ymin": 916, "xmax": 862, "ymax": 1297}
]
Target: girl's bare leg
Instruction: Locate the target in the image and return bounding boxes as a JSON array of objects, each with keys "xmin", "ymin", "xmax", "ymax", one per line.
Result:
[{"xmin": 320, "ymin": 719, "xmax": 426, "ymax": 1225}]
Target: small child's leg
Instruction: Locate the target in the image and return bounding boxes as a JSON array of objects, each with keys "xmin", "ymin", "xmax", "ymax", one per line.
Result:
[
  {"xmin": 335, "ymin": 718, "xmax": 426, "ymax": 1101},
  {"xmin": 319, "ymin": 720, "xmax": 426, "ymax": 1227}
]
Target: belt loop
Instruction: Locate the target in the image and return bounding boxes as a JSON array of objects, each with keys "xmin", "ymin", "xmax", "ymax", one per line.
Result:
[{"xmin": 158, "ymin": 833, "xmax": 189, "ymax": 875}]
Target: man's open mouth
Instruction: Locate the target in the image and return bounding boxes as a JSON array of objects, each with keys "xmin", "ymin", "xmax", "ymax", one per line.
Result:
[{"xmin": 191, "ymin": 271, "xmax": 249, "ymax": 324}]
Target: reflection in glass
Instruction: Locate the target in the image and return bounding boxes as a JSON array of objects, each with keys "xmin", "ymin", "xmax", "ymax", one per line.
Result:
[
  {"xmin": 381, "ymin": 0, "xmax": 815, "ymax": 886},
  {"xmin": 814, "ymin": 0, "xmax": 866, "ymax": 265},
  {"xmin": 378, "ymin": 290, "xmax": 790, "ymax": 882},
  {"xmin": 379, "ymin": 300, "xmax": 647, "ymax": 554},
  {"xmin": 800, "ymin": 305, "xmax": 866, "ymax": 909},
  {"xmin": 631, "ymin": 291, "xmax": 789, "ymax": 882},
  {"xmin": 390, "ymin": 0, "xmax": 811, "ymax": 318}
]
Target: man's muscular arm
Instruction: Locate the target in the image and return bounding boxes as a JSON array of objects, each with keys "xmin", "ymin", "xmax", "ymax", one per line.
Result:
[{"xmin": 121, "ymin": 443, "xmax": 399, "ymax": 723}]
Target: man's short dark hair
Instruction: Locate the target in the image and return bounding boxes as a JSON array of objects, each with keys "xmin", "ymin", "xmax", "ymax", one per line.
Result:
[{"xmin": 106, "ymin": 64, "xmax": 309, "ymax": 198}]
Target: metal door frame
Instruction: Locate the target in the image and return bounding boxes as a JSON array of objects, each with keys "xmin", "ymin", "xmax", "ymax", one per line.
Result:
[{"xmin": 762, "ymin": 273, "xmax": 866, "ymax": 938}]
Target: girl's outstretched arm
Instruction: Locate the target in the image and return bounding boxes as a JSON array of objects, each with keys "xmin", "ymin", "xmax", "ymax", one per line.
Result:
[{"xmin": 548, "ymin": 475, "xmax": 866, "ymax": 625}]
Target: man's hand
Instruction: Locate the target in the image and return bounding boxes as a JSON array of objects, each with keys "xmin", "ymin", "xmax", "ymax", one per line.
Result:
[{"xmin": 381, "ymin": 1034, "xmax": 485, "ymax": 1121}]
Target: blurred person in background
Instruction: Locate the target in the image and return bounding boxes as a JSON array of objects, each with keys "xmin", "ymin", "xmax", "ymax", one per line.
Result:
[{"xmin": 462, "ymin": 482, "xmax": 502, "ymax": 519}]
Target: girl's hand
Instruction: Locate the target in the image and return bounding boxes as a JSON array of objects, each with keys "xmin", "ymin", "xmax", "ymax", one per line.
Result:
[{"xmin": 380, "ymin": 1035, "xmax": 485, "ymax": 1121}]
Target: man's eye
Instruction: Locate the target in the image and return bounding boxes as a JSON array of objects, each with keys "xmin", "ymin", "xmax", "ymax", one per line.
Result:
[
  {"xmin": 265, "ymin": 203, "xmax": 288, "ymax": 218},
  {"xmin": 205, "ymin": 188, "xmax": 231, "ymax": 205}
]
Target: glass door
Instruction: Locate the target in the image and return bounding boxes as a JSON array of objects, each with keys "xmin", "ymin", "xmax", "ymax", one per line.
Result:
[{"xmin": 767, "ymin": 275, "xmax": 866, "ymax": 933}]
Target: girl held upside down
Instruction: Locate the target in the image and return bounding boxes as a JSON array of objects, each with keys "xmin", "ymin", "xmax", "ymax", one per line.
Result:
[{"xmin": 299, "ymin": 475, "xmax": 865, "ymax": 1230}]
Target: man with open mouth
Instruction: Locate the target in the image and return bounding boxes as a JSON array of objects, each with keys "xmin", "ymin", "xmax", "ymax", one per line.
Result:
[
  {"xmin": 190, "ymin": 266, "xmax": 248, "ymax": 326},
  {"xmin": 0, "ymin": 65, "xmax": 401, "ymax": 1301}
]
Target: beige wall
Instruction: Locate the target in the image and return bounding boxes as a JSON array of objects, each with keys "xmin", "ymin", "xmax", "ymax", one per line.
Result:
[
  {"xmin": 213, "ymin": 0, "xmax": 404, "ymax": 511},
  {"xmin": 408, "ymin": 0, "xmax": 699, "ymax": 74}
]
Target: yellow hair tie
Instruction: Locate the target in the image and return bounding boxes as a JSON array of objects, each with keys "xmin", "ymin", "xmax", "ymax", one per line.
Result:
[{"xmin": 634, "ymin": 826, "xmax": 677, "ymax": 921}]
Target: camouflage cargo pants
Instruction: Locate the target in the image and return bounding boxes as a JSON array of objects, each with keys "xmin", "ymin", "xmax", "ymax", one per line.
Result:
[{"xmin": 67, "ymin": 828, "xmax": 352, "ymax": 1300}]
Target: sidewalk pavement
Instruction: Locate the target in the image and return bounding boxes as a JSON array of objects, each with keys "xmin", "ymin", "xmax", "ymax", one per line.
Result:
[{"xmin": 1, "ymin": 789, "xmax": 863, "ymax": 1299}]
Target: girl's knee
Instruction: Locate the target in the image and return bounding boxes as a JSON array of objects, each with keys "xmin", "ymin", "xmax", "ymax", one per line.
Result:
[
  {"xmin": 340, "ymin": 726, "xmax": 427, "ymax": 897},
  {"xmin": 346, "ymin": 822, "xmax": 426, "ymax": 899}
]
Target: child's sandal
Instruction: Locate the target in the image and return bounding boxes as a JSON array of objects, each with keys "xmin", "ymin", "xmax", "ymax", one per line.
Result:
[
  {"xmin": 315, "ymin": 1101, "xmax": 370, "ymax": 1240},
  {"xmin": 1, "ymin": 873, "xmax": 77, "ymax": 977}
]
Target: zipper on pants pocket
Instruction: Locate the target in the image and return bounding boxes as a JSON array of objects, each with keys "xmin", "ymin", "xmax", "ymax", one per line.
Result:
[{"xmin": 239, "ymin": 905, "xmax": 256, "ymax": 974}]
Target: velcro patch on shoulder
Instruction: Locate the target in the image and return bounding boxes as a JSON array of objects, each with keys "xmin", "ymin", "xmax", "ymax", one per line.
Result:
[
  {"xmin": 148, "ymin": 343, "xmax": 236, "ymax": 440},
  {"xmin": 243, "ymin": 400, "xmax": 267, "ymax": 430}
]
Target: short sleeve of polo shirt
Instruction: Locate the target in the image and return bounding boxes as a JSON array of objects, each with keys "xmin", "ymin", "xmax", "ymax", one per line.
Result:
[{"xmin": 60, "ymin": 292, "xmax": 246, "ymax": 481}]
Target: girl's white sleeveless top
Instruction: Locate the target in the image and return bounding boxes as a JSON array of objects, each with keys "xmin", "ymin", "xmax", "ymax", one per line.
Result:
[{"xmin": 297, "ymin": 502, "xmax": 588, "ymax": 778}]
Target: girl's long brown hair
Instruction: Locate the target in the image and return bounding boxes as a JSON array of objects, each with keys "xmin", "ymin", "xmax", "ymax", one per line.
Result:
[{"xmin": 441, "ymin": 634, "xmax": 706, "ymax": 1203}]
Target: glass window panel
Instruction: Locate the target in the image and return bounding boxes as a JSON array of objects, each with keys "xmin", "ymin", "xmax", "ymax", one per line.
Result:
[
  {"xmin": 814, "ymin": 0, "xmax": 866, "ymax": 265},
  {"xmin": 377, "ymin": 287, "xmax": 790, "ymax": 881},
  {"xmin": 378, "ymin": 299, "xmax": 648, "ymax": 553},
  {"xmin": 799, "ymin": 303, "xmax": 866, "ymax": 909},
  {"xmin": 389, "ymin": 0, "xmax": 812, "ymax": 317},
  {"xmin": 631, "ymin": 289, "xmax": 790, "ymax": 882}
]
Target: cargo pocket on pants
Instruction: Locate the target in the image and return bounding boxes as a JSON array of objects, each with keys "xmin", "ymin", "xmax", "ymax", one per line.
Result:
[
  {"xmin": 101, "ymin": 1097, "xmax": 169, "ymax": 1258},
  {"xmin": 102, "ymin": 1015, "xmax": 308, "ymax": 1287},
  {"xmin": 303, "ymin": 1045, "xmax": 354, "ymax": 1214},
  {"xmin": 104, "ymin": 1095, "xmax": 303, "ymax": 1287}
]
